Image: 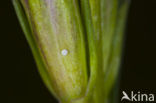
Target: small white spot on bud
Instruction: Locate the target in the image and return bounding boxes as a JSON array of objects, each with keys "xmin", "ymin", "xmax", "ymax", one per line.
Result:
[{"xmin": 61, "ymin": 49, "xmax": 68, "ymax": 56}]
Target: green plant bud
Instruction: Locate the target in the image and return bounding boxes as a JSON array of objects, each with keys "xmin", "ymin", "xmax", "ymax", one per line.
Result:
[
  {"xmin": 13, "ymin": 0, "xmax": 88, "ymax": 102},
  {"xmin": 13, "ymin": 0, "xmax": 130, "ymax": 103}
]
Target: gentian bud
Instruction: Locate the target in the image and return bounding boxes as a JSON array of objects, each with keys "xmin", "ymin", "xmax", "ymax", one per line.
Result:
[{"xmin": 13, "ymin": 0, "xmax": 130, "ymax": 103}]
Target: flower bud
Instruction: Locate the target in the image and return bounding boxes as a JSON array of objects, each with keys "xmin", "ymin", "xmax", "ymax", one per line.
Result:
[
  {"xmin": 13, "ymin": 0, "xmax": 130, "ymax": 103},
  {"xmin": 13, "ymin": 0, "xmax": 88, "ymax": 102}
]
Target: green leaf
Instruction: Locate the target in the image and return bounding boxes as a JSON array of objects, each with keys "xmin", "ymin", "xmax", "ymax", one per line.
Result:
[{"xmin": 12, "ymin": 0, "xmax": 59, "ymax": 99}]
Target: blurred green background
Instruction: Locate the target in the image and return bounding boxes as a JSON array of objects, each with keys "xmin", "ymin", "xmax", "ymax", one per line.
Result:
[{"xmin": 0, "ymin": 0, "xmax": 156, "ymax": 103}]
